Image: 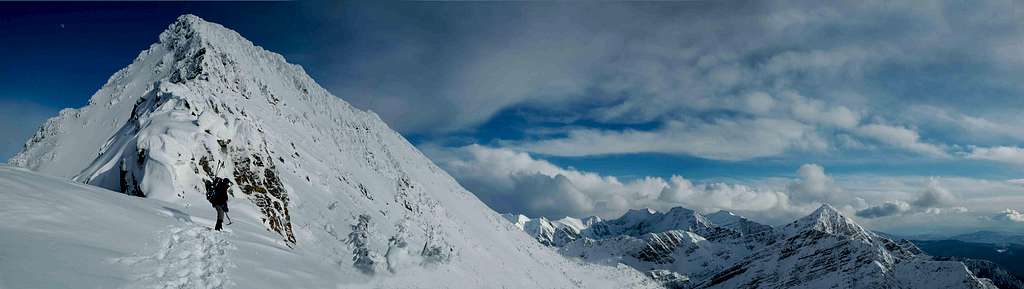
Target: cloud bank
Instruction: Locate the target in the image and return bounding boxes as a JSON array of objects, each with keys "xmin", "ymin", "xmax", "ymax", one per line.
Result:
[
  {"xmin": 424, "ymin": 145, "xmax": 892, "ymax": 222},
  {"xmin": 992, "ymin": 209, "xmax": 1024, "ymax": 223},
  {"xmin": 855, "ymin": 178, "xmax": 966, "ymax": 218}
]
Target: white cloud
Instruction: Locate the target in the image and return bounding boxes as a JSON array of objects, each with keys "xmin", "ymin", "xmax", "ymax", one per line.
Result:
[
  {"xmin": 423, "ymin": 144, "xmax": 808, "ymax": 219},
  {"xmin": 966, "ymin": 146, "xmax": 1024, "ymax": 165},
  {"xmin": 512, "ymin": 117, "xmax": 821, "ymax": 161},
  {"xmin": 325, "ymin": 1, "xmax": 1024, "ymax": 172},
  {"xmin": 856, "ymin": 178, "xmax": 964, "ymax": 218},
  {"xmin": 992, "ymin": 209, "xmax": 1024, "ymax": 223},
  {"xmin": 855, "ymin": 124, "xmax": 949, "ymax": 157},
  {"xmin": 787, "ymin": 163, "xmax": 842, "ymax": 202},
  {"xmin": 658, "ymin": 176, "xmax": 796, "ymax": 215},
  {"xmin": 912, "ymin": 178, "xmax": 958, "ymax": 208},
  {"xmin": 904, "ymin": 105, "xmax": 1024, "ymax": 144},
  {"xmin": 424, "ymin": 144, "xmax": 1024, "ymax": 231},
  {"xmin": 782, "ymin": 91, "xmax": 861, "ymax": 129}
]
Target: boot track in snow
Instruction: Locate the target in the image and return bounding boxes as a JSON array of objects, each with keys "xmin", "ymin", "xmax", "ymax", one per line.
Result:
[{"xmin": 118, "ymin": 226, "xmax": 236, "ymax": 289}]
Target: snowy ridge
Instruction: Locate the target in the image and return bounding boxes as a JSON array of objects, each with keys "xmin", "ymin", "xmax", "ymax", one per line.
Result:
[
  {"xmin": 6, "ymin": 15, "xmax": 660, "ymax": 288},
  {"xmin": 705, "ymin": 210, "xmax": 773, "ymax": 236},
  {"xmin": 510, "ymin": 204, "xmax": 997, "ymax": 289},
  {"xmin": 587, "ymin": 207, "xmax": 722, "ymax": 239},
  {"xmin": 502, "ymin": 214, "xmax": 601, "ymax": 247}
]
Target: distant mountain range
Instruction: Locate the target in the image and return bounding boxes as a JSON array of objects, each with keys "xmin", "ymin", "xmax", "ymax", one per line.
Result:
[
  {"xmin": 509, "ymin": 205, "xmax": 1000, "ymax": 289},
  {"xmin": 913, "ymin": 240, "xmax": 1024, "ymax": 289},
  {"xmin": 875, "ymin": 229, "xmax": 1024, "ymax": 289},
  {"xmin": 882, "ymin": 230, "xmax": 1024, "ymax": 246}
]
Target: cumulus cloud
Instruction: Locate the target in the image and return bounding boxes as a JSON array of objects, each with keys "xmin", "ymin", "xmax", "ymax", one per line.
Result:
[
  {"xmin": 912, "ymin": 178, "xmax": 958, "ymax": 208},
  {"xmin": 966, "ymin": 146, "xmax": 1024, "ymax": 165},
  {"xmin": 991, "ymin": 209, "xmax": 1024, "ymax": 223},
  {"xmin": 856, "ymin": 178, "xmax": 963, "ymax": 218},
  {"xmin": 424, "ymin": 144, "xmax": 1024, "ymax": 231},
  {"xmin": 423, "ymin": 144, "xmax": 808, "ymax": 219},
  {"xmin": 787, "ymin": 164, "xmax": 843, "ymax": 202},
  {"xmin": 657, "ymin": 176, "xmax": 795, "ymax": 215}
]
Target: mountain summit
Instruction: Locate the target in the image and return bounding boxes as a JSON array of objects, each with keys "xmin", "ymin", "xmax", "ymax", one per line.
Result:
[
  {"xmin": 784, "ymin": 203, "xmax": 873, "ymax": 241},
  {"xmin": 7, "ymin": 15, "xmax": 657, "ymax": 288}
]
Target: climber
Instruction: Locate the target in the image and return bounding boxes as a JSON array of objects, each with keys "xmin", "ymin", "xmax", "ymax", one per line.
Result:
[{"xmin": 206, "ymin": 176, "xmax": 233, "ymax": 231}]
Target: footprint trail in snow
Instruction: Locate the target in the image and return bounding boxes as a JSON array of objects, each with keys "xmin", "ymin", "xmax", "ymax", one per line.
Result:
[{"xmin": 119, "ymin": 226, "xmax": 236, "ymax": 289}]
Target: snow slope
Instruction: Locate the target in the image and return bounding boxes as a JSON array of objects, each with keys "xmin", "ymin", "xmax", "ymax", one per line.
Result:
[
  {"xmin": 5, "ymin": 15, "xmax": 659, "ymax": 289},
  {"xmin": 0, "ymin": 166, "xmax": 341, "ymax": 289}
]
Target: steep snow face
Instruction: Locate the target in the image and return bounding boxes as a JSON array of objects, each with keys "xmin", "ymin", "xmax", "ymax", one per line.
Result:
[
  {"xmin": 512, "ymin": 205, "xmax": 997, "ymax": 289},
  {"xmin": 8, "ymin": 15, "xmax": 660, "ymax": 288}
]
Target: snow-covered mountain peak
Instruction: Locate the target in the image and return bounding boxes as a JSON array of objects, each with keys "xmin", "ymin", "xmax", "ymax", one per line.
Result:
[
  {"xmin": 7, "ymin": 15, "xmax": 661, "ymax": 288},
  {"xmin": 785, "ymin": 203, "xmax": 872, "ymax": 241}
]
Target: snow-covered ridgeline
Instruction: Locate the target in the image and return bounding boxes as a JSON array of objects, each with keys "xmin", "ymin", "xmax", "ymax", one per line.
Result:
[{"xmin": 510, "ymin": 205, "xmax": 998, "ymax": 289}]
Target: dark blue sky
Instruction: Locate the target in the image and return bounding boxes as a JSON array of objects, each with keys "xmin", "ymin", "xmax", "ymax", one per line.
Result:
[
  {"xmin": 1, "ymin": 2, "xmax": 315, "ymax": 109},
  {"xmin": 2, "ymin": 1, "xmax": 1023, "ymax": 231}
]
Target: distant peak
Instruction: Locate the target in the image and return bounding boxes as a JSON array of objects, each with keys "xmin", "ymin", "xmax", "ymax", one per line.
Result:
[
  {"xmin": 787, "ymin": 203, "xmax": 872, "ymax": 240},
  {"xmin": 802, "ymin": 203, "xmax": 849, "ymax": 224},
  {"xmin": 814, "ymin": 203, "xmax": 840, "ymax": 214}
]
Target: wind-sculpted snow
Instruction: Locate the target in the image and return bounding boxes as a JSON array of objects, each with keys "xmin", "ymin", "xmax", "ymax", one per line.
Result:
[
  {"xmin": 511, "ymin": 204, "xmax": 998, "ymax": 289},
  {"xmin": 6, "ymin": 15, "xmax": 660, "ymax": 288}
]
